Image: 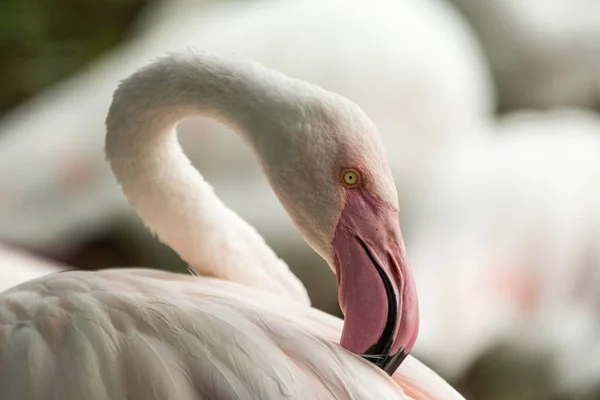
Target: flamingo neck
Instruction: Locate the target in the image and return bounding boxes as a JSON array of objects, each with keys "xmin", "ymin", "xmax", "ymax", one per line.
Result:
[{"xmin": 104, "ymin": 53, "xmax": 309, "ymax": 304}]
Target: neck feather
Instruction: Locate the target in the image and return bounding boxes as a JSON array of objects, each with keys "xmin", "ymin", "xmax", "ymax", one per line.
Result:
[{"xmin": 105, "ymin": 53, "xmax": 309, "ymax": 304}]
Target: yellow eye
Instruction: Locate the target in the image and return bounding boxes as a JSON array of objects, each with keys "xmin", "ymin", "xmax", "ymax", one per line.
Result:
[{"xmin": 342, "ymin": 169, "xmax": 360, "ymax": 187}]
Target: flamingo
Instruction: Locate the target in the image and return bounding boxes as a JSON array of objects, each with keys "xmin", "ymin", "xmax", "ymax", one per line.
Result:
[
  {"xmin": 0, "ymin": 0, "xmax": 493, "ymax": 280},
  {"xmin": 448, "ymin": 0, "xmax": 600, "ymax": 110},
  {"xmin": 410, "ymin": 109, "xmax": 600, "ymax": 398},
  {"xmin": 0, "ymin": 53, "xmax": 462, "ymax": 399},
  {"xmin": 0, "ymin": 244, "xmax": 67, "ymax": 292}
]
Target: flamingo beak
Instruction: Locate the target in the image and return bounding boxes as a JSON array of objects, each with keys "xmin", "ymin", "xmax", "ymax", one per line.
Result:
[{"xmin": 333, "ymin": 189, "xmax": 419, "ymax": 375}]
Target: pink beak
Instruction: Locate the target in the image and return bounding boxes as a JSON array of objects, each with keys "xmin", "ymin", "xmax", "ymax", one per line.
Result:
[{"xmin": 333, "ymin": 189, "xmax": 419, "ymax": 375}]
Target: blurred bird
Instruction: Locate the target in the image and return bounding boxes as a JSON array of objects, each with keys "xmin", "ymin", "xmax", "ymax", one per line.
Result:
[
  {"xmin": 449, "ymin": 0, "xmax": 600, "ymax": 111},
  {"xmin": 0, "ymin": 0, "xmax": 493, "ymax": 284},
  {"xmin": 411, "ymin": 109, "xmax": 600, "ymax": 399},
  {"xmin": 0, "ymin": 53, "xmax": 462, "ymax": 399},
  {"xmin": 0, "ymin": 243, "xmax": 67, "ymax": 292}
]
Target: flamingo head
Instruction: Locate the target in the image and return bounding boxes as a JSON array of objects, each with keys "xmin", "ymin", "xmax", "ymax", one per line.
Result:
[{"xmin": 254, "ymin": 88, "xmax": 419, "ymax": 374}]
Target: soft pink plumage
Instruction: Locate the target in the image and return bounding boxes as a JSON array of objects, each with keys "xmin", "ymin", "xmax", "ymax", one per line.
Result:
[
  {"xmin": 0, "ymin": 269, "xmax": 461, "ymax": 399},
  {"xmin": 0, "ymin": 52, "xmax": 462, "ymax": 399}
]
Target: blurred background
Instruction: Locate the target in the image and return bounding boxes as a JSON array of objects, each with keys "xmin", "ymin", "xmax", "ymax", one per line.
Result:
[{"xmin": 1, "ymin": 0, "xmax": 599, "ymax": 398}]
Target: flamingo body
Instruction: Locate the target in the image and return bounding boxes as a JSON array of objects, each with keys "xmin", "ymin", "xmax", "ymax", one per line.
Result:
[
  {"xmin": 0, "ymin": 269, "xmax": 462, "ymax": 399},
  {"xmin": 412, "ymin": 109, "xmax": 600, "ymax": 397}
]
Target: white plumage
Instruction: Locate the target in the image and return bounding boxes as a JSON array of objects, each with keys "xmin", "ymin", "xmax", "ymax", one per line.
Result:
[
  {"xmin": 0, "ymin": 270, "xmax": 460, "ymax": 399},
  {"xmin": 0, "ymin": 52, "xmax": 462, "ymax": 398},
  {"xmin": 411, "ymin": 109, "xmax": 600, "ymax": 397}
]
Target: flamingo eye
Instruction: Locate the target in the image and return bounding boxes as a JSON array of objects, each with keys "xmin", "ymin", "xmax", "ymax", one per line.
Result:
[{"xmin": 342, "ymin": 169, "xmax": 360, "ymax": 187}]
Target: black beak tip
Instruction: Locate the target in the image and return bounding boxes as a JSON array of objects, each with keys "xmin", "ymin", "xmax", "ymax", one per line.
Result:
[
  {"xmin": 361, "ymin": 348, "xmax": 408, "ymax": 376},
  {"xmin": 383, "ymin": 349, "xmax": 408, "ymax": 375}
]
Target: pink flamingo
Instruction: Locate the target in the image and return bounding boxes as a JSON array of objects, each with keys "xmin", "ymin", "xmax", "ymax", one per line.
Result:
[{"xmin": 0, "ymin": 53, "xmax": 462, "ymax": 399}]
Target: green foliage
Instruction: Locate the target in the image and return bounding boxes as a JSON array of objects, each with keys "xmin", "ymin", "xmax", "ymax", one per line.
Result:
[{"xmin": 0, "ymin": 0, "xmax": 150, "ymax": 114}]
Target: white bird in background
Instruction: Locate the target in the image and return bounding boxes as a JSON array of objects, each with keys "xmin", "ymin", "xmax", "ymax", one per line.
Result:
[
  {"xmin": 0, "ymin": 53, "xmax": 462, "ymax": 399},
  {"xmin": 0, "ymin": 244, "xmax": 66, "ymax": 292},
  {"xmin": 410, "ymin": 109, "xmax": 600, "ymax": 399},
  {"xmin": 0, "ymin": 0, "xmax": 493, "ymax": 266},
  {"xmin": 449, "ymin": 0, "xmax": 600, "ymax": 111}
]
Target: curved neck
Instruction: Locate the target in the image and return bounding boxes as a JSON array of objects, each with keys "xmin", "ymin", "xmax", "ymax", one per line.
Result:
[{"xmin": 105, "ymin": 53, "xmax": 308, "ymax": 304}]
